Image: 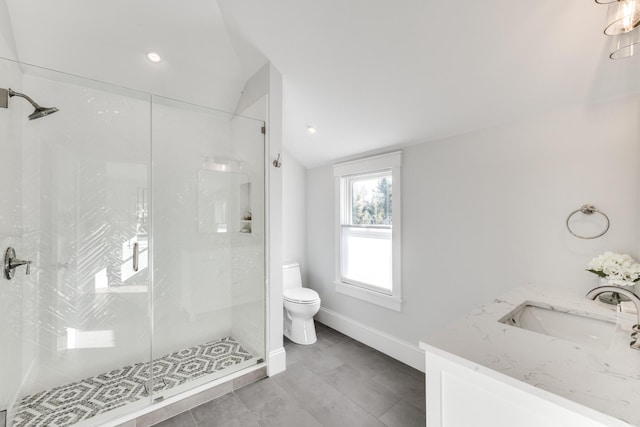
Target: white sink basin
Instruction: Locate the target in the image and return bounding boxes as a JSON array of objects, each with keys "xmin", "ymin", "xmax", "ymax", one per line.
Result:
[{"xmin": 499, "ymin": 302, "xmax": 618, "ymax": 350}]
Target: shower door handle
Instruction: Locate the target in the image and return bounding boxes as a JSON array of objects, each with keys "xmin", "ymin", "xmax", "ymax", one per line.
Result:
[{"xmin": 132, "ymin": 242, "xmax": 139, "ymax": 272}]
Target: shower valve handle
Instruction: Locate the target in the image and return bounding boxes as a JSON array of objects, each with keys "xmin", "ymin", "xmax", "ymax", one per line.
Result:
[
  {"xmin": 11, "ymin": 259, "xmax": 31, "ymax": 275},
  {"xmin": 4, "ymin": 247, "xmax": 32, "ymax": 279}
]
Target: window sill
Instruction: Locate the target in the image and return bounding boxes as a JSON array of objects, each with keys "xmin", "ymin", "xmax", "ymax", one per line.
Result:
[{"xmin": 334, "ymin": 281, "xmax": 402, "ymax": 312}]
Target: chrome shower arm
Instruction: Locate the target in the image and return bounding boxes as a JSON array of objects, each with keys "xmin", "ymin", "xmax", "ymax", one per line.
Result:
[{"xmin": 8, "ymin": 88, "xmax": 42, "ymax": 109}]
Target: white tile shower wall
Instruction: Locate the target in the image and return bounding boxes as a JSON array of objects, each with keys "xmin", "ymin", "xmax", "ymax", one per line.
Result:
[
  {"xmin": 152, "ymin": 101, "xmax": 236, "ymax": 359},
  {"xmin": 18, "ymin": 74, "xmax": 153, "ymax": 396},
  {"xmin": 0, "ymin": 58, "xmax": 25, "ymax": 418},
  {"xmin": 306, "ymin": 95, "xmax": 640, "ymax": 351}
]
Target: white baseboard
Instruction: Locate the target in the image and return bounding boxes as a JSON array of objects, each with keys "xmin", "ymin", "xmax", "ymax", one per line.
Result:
[
  {"xmin": 267, "ymin": 347, "xmax": 287, "ymax": 376},
  {"xmin": 316, "ymin": 307, "xmax": 425, "ymax": 372}
]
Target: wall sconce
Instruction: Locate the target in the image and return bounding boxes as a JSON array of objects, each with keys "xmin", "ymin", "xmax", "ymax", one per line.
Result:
[
  {"xmin": 610, "ymin": 28, "xmax": 640, "ymax": 58},
  {"xmin": 596, "ymin": 0, "xmax": 640, "ymax": 58},
  {"xmin": 603, "ymin": 0, "xmax": 640, "ymax": 34}
]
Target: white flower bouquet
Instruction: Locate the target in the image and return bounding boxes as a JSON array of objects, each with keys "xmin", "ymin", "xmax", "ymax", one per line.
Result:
[{"xmin": 587, "ymin": 251, "xmax": 640, "ymax": 286}]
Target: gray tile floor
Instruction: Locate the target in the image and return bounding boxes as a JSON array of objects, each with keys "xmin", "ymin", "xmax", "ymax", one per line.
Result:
[{"xmin": 152, "ymin": 322, "xmax": 426, "ymax": 427}]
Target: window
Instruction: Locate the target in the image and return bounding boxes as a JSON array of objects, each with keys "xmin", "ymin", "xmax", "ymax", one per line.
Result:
[
  {"xmin": 333, "ymin": 151, "xmax": 402, "ymax": 311},
  {"xmin": 341, "ymin": 172, "xmax": 392, "ymax": 291}
]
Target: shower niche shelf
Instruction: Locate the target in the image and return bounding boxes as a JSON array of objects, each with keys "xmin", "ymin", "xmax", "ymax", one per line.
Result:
[{"xmin": 197, "ymin": 170, "xmax": 253, "ymax": 234}]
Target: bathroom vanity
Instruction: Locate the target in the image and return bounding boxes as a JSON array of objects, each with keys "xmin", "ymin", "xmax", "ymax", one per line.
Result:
[{"xmin": 420, "ymin": 287, "xmax": 640, "ymax": 427}]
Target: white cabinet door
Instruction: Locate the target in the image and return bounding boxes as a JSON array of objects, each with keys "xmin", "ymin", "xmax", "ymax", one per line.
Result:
[{"xmin": 426, "ymin": 351, "xmax": 617, "ymax": 427}]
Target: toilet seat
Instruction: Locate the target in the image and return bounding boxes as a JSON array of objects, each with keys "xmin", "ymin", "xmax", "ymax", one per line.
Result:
[{"xmin": 284, "ymin": 288, "xmax": 320, "ymax": 304}]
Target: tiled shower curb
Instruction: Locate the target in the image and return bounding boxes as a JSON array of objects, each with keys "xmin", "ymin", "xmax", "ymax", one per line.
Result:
[{"xmin": 115, "ymin": 366, "xmax": 267, "ymax": 427}]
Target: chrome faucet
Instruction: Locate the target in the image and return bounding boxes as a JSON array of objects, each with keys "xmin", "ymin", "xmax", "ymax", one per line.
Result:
[{"xmin": 586, "ymin": 286, "xmax": 640, "ymax": 351}]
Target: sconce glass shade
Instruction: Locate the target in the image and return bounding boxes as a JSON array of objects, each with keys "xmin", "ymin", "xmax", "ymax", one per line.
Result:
[
  {"xmin": 604, "ymin": 0, "xmax": 640, "ymax": 35},
  {"xmin": 610, "ymin": 27, "xmax": 640, "ymax": 58}
]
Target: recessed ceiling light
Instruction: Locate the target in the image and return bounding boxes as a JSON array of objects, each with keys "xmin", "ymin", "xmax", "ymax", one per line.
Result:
[
  {"xmin": 146, "ymin": 52, "xmax": 162, "ymax": 63},
  {"xmin": 307, "ymin": 125, "xmax": 317, "ymax": 134}
]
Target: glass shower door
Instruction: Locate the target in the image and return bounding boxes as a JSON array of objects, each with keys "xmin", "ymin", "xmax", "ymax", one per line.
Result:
[
  {"xmin": 0, "ymin": 58, "xmax": 154, "ymax": 427},
  {"xmin": 0, "ymin": 56, "xmax": 267, "ymax": 426},
  {"xmin": 151, "ymin": 96, "xmax": 266, "ymax": 400}
]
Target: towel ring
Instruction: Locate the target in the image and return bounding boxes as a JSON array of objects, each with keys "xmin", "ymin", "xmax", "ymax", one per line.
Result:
[{"xmin": 566, "ymin": 204, "xmax": 610, "ymax": 239}]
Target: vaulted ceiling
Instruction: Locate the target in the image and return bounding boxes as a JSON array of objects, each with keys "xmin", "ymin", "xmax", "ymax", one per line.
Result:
[{"xmin": 3, "ymin": 0, "xmax": 640, "ymax": 168}]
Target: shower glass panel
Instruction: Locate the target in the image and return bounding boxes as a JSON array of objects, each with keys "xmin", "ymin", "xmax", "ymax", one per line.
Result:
[
  {"xmin": 0, "ymin": 57, "xmax": 266, "ymax": 427},
  {"xmin": 151, "ymin": 96, "xmax": 266, "ymax": 400},
  {"xmin": 0, "ymin": 58, "xmax": 154, "ymax": 427}
]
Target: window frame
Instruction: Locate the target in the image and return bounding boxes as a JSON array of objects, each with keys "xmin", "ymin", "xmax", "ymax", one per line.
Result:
[{"xmin": 333, "ymin": 151, "xmax": 402, "ymax": 311}]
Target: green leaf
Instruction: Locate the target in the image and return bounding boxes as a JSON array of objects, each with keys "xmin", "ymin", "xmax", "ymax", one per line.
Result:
[{"xmin": 587, "ymin": 269, "xmax": 607, "ymax": 278}]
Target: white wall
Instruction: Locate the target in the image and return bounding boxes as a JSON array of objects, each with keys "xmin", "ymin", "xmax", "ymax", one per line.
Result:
[
  {"xmin": 0, "ymin": 0, "xmax": 17, "ymax": 59},
  {"xmin": 307, "ymin": 95, "xmax": 640, "ymax": 361},
  {"xmin": 282, "ymin": 149, "xmax": 307, "ymax": 284}
]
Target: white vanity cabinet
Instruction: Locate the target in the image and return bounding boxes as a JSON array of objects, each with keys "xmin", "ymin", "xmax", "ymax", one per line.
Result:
[
  {"xmin": 419, "ymin": 286, "xmax": 640, "ymax": 427},
  {"xmin": 421, "ymin": 344, "xmax": 621, "ymax": 427}
]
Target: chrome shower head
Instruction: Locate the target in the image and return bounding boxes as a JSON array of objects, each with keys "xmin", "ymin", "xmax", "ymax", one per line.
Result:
[
  {"xmin": 27, "ymin": 105, "xmax": 59, "ymax": 120},
  {"xmin": 1, "ymin": 88, "xmax": 59, "ymax": 120}
]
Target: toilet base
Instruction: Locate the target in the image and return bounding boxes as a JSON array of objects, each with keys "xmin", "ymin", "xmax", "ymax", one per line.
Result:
[{"xmin": 284, "ymin": 313, "xmax": 317, "ymax": 345}]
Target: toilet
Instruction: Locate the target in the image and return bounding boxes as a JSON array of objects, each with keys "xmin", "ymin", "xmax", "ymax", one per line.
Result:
[{"xmin": 283, "ymin": 263, "xmax": 321, "ymax": 345}]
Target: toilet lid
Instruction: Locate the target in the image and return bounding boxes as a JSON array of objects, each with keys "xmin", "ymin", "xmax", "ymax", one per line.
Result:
[{"xmin": 284, "ymin": 288, "xmax": 320, "ymax": 304}]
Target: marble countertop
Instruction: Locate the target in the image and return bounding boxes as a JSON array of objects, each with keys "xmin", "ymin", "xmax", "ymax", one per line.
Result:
[{"xmin": 419, "ymin": 286, "xmax": 640, "ymax": 426}]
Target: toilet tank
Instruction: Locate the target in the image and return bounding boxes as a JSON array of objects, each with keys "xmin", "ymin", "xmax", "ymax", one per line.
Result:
[{"xmin": 282, "ymin": 263, "xmax": 302, "ymax": 290}]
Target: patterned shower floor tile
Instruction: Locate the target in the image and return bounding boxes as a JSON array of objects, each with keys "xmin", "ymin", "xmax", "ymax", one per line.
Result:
[{"xmin": 12, "ymin": 336, "xmax": 254, "ymax": 427}]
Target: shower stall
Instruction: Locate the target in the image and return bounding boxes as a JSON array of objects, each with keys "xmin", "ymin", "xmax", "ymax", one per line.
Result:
[{"xmin": 0, "ymin": 57, "xmax": 267, "ymax": 427}]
